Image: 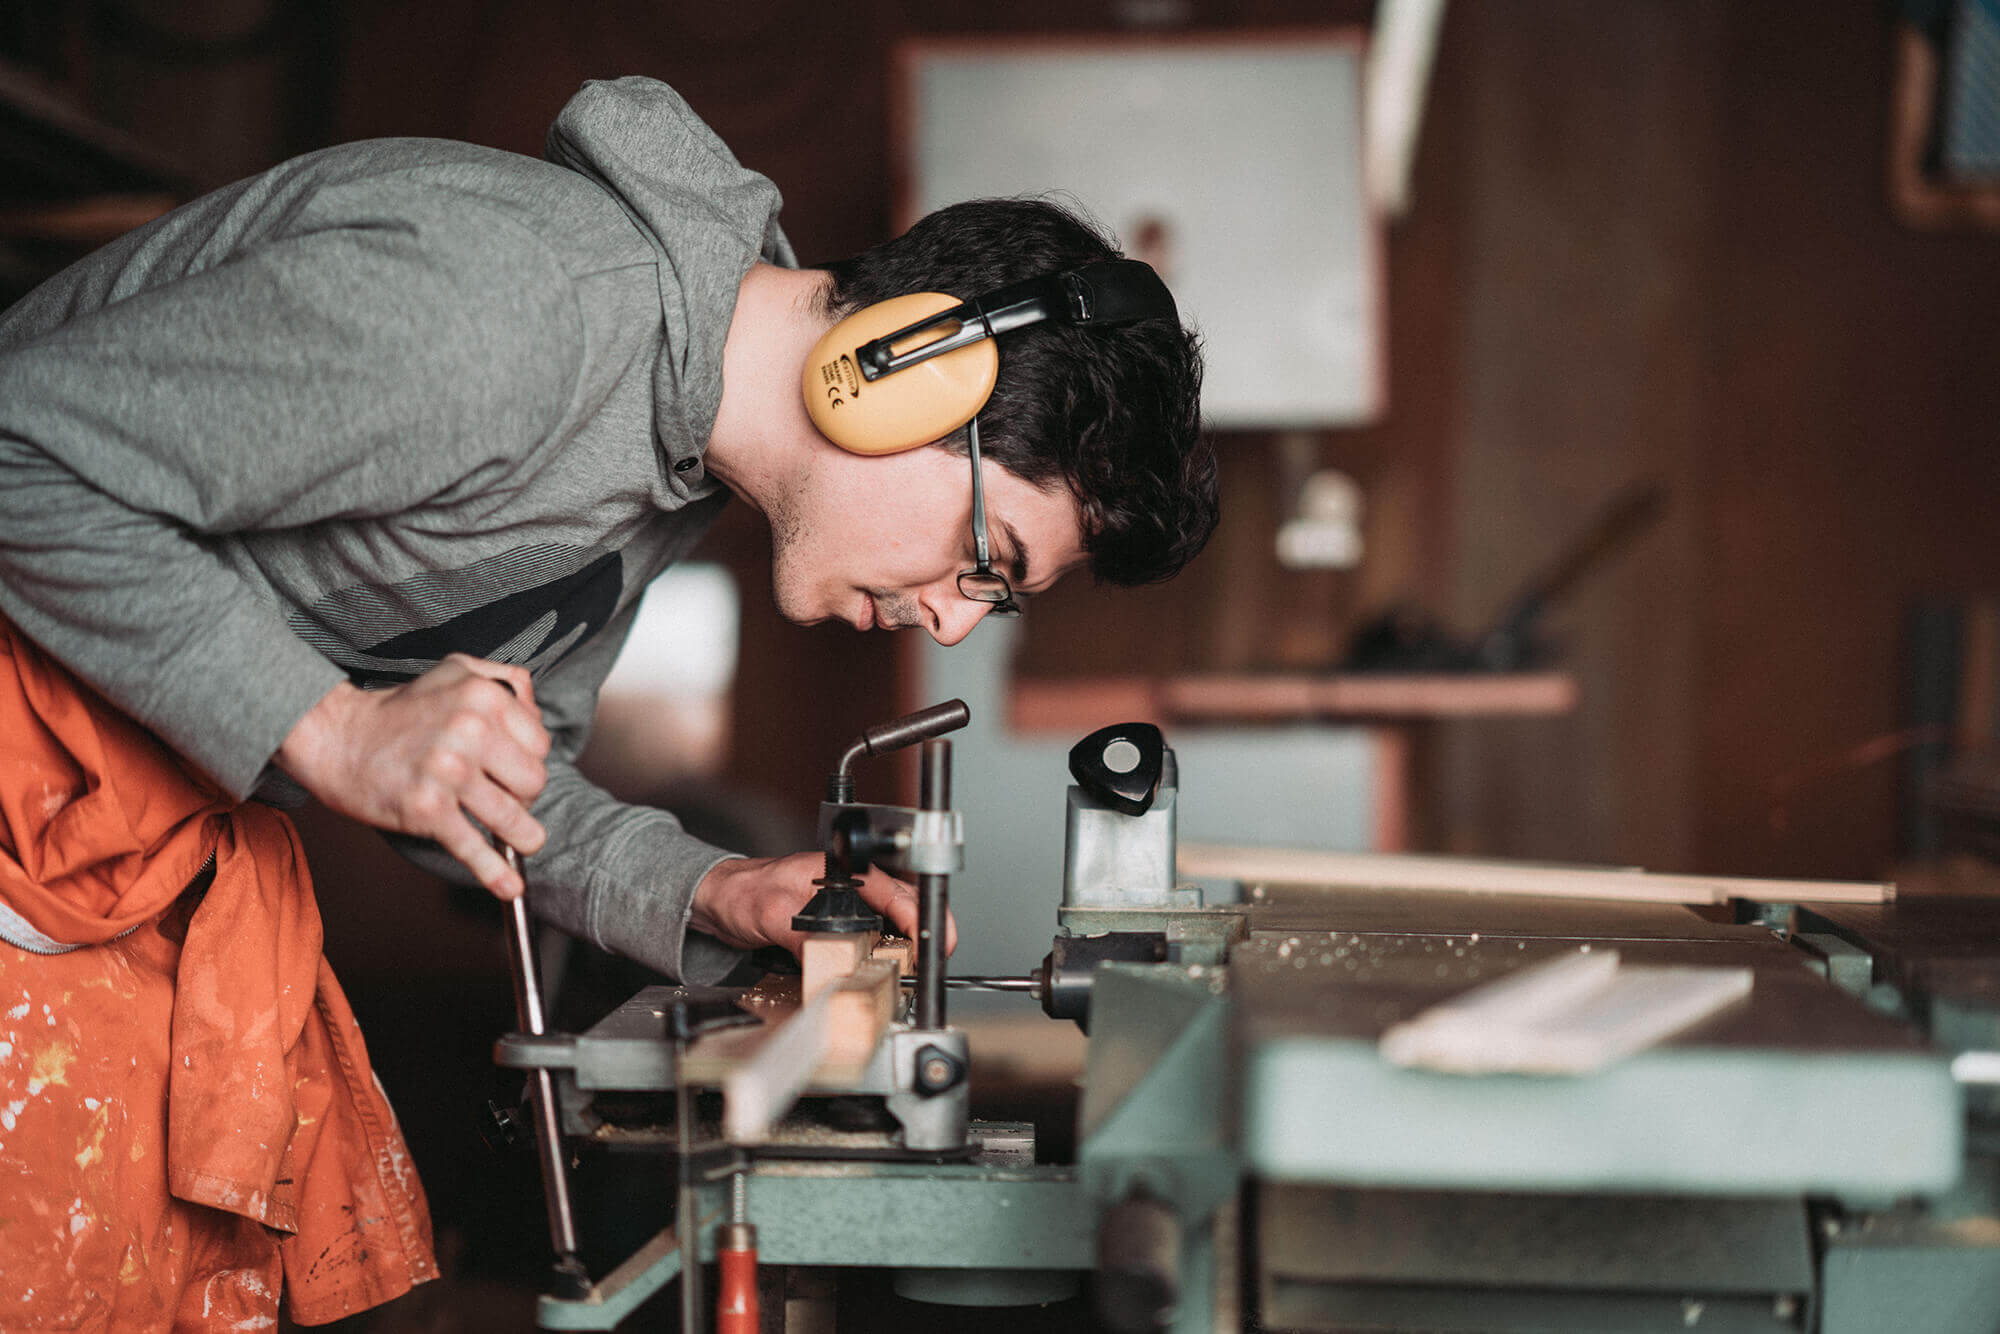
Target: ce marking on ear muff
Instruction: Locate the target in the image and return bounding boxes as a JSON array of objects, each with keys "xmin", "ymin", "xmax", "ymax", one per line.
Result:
[{"xmin": 817, "ymin": 354, "xmax": 861, "ymax": 411}]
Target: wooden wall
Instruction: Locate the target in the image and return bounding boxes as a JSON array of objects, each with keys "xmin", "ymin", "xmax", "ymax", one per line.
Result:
[
  {"xmin": 15, "ymin": 0, "xmax": 2000, "ymax": 877},
  {"xmin": 1430, "ymin": 2, "xmax": 2000, "ymax": 880}
]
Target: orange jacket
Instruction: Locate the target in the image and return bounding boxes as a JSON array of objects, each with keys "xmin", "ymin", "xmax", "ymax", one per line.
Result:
[{"xmin": 0, "ymin": 619, "xmax": 436, "ymax": 1328}]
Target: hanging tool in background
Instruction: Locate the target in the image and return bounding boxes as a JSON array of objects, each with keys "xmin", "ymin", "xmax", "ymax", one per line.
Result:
[{"xmin": 1342, "ymin": 480, "xmax": 1668, "ymax": 672}]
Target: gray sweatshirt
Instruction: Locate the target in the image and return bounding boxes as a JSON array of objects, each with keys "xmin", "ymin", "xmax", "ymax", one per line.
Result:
[{"xmin": 0, "ymin": 78, "xmax": 794, "ymax": 982}]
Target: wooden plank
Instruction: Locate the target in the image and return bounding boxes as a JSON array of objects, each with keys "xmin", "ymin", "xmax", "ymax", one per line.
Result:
[
  {"xmin": 1160, "ymin": 672, "xmax": 1577, "ymax": 719},
  {"xmin": 1007, "ymin": 673, "xmax": 1575, "ymax": 734},
  {"xmin": 720, "ymin": 960, "xmax": 900, "ymax": 1144},
  {"xmin": 801, "ymin": 930, "xmax": 880, "ymax": 1004},
  {"xmin": 1009, "ymin": 676, "xmax": 1162, "ymax": 732},
  {"xmin": 822, "ymin": 961, "xmax": 900, "ymax": 1073},
  {"xmin": 693, "ymin": 945, "xmax": 913, "ymax": 1091},
  {"xmin": 1178, "ymin": 842, "xmax": 1891, "ymax": 905}
]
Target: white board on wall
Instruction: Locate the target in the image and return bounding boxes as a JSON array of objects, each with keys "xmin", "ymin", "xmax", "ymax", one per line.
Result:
[{"xmin": 899, "ymin": 34, "xmax": 1383, "ymax": 428}]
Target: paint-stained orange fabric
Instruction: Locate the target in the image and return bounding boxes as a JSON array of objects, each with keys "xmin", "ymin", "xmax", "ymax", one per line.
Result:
[{"xmin": 0, "ymin": 620, "xmax": 437, "ymax": 1328}]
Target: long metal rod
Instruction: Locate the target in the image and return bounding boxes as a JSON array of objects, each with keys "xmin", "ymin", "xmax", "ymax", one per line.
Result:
[
  {"xmin": 916, "ymin": 740, "xmax": 951, "ymax": 1030},
  {"xmin": 675, "ymin": 1031, "xmax": 702, "ymax": 1334},
  {"xmin": 501, "ymin": 848, "xmax": 583, "ymax": 1267}
]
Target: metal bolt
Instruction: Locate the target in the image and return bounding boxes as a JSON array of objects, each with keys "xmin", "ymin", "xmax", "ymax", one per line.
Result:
[{"xmin": 912, "ymin": 1043, "xmax": 963, "ymax": 1095}]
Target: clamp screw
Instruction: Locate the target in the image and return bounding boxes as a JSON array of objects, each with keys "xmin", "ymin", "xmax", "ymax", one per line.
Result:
[{"xmin": 913, "ymin": 1043, "xmax": 964, "ymax": 1096}]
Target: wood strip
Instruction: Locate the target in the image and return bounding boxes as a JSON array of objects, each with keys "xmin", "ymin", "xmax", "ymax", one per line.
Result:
[
  {"xmin": 1009, "ymin": 676, "xmax": 1162, "ymax": 732},
  {"xmin": 718, "ymin": 960, "xmax": 900, "ymax": 1144},
  {"xmin": 822, "ymin": 961, "xmax": 900, "ymax": 1073},
  {"xmin": 1160, "ymin": 672, "xmax": 1578, "ymax": 719},
  {"xmin": 1177, "ymin": 842, "xmax": 1891, "ymax": 905},
  {"xmin": 1007, "ymin": 672, "xmax": 1576, "ymax": 733},
  {"xmin": 871, "ymin": 936, "xmax": 916, "ymax": 978},
  {"xmin": 801, "ymin": 930, "xmax": 880, "ymax": 1004}
]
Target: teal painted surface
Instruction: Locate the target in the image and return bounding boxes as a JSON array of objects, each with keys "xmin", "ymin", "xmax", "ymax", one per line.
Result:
[
  {"xmin": 1079, "ymin": 965, "xmax": 1239, "ymax": 1216},
  {"xmin": 1821, "ymin": 1243, "xmax": 2000, "ymax": 1334},
  {"xmin": 749, "ymin": 1162, "xmax": 1094, "ymax": 1268},
  {"xmin": 536, "ymin": 1164, "xmax": 1092, "ymax": 1330},
  {"xmin": 1244, "ymin": 1037, "xmax": 1960, "ymax": 1196},
  {"xmin": 1077, "ymin": 967, "xmax": 1241, "ymax": 1334}
]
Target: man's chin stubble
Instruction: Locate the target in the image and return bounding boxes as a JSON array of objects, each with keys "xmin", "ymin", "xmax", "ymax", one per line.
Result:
[{"xmin": 868, "ymin": 590, "xmax": 924, "ymax": 631}]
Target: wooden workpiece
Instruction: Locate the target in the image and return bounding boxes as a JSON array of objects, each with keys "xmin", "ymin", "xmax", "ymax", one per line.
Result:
[
  {"xmin": 716, "ymin": 958, "xmax": 903, "ymax": 1143},
  {"xmin": 1009, "ymin": 671, "xmax": 1578, "ymax": 730},
  {"xmin": 1178, "ymin": 842, "xmax": 1893, "ymax": 906},
  {"xmin": 819, "ymin": 960, "xmax": 901, "ymax": 1073},
  {"xmin": 702, "ymin": 935, "xmax": 919, "ymax": 1142},
  {"xmin": 801, "ymin": 930, "xmax": 881, "ymax": 1003},
  {"xmin": 870, "ymin": 935, "xmax": 916, "ymax": 978}
]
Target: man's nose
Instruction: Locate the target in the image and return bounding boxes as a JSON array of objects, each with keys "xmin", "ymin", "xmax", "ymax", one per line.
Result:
[{"xmin": 924, "ymin": 592, "xmax": 989, "ymax": 647}]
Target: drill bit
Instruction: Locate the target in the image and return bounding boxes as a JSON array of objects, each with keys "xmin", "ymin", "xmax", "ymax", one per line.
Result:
[{"xmin": 944, "ymin": 976, "xmax": 1042, "ymax": 993}]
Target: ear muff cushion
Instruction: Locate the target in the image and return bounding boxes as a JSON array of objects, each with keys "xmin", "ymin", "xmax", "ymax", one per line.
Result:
[{"xmin": 803, "ymin": 292, "xmax": 1001, "ymax": 456}]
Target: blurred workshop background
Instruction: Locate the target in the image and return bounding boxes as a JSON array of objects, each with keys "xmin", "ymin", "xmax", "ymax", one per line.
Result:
[{"xmin": 5, "ymin": 0, "xmax": 1998, "ymax": 1328}]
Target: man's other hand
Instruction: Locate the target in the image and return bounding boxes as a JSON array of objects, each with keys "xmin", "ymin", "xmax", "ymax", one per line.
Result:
[
  {"xmin": 691, "ymin": 853, "xmax": 960, "ymax": 959},
  {"xmin": 275, "ymin": 655, "xmax": 550, "ymax": 898}
]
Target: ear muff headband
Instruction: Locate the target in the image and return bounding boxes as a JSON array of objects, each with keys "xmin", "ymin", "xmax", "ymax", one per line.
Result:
[{"xmin": 803, "ymin": 258, "xmax": 1178, "ymax": 457}]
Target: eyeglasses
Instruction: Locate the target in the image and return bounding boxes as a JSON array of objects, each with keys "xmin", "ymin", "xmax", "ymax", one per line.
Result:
[{"xmin": 956, "ymin": 417, "xmax": 1022, "ymax": 618}]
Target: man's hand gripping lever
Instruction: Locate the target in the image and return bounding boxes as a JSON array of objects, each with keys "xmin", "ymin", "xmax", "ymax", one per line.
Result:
[{"xmin": 274, "ymin": 653, "xmax": 550, "ymax": 898}]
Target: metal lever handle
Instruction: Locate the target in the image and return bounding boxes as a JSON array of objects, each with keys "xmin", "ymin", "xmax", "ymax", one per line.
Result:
[
  {"xmin": 836, "ymin": 699, "xmax": 970, "ymax": 778},
  {"xmin": 500, "ymin": 845, "xmax": 590, "ymax": 1296}
]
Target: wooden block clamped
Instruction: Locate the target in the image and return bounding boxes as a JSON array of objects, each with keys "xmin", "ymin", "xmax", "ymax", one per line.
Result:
[
  {"xmin": 870, "ymin": 935, "xmax": 916, "ymax": 978},
  {"xmin": 712, "ymin": 932, "xmax": 920, "ymax": 1144},
  {"xmin": 801, "ymin": 930, "xmax": 880, "ymax": 1004},
  {"xmin": 722, "ymin": 958, "xmax": 902, "ymax": 1143},
  {"xmin": 822, "ymin": 960, "xmax": 901, "ymax": 1075}
]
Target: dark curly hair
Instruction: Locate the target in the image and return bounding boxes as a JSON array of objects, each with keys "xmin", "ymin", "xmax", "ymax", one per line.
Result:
[{"xmin": 815, "ymin": 198, "xmax": 1215, "ymax": 586}]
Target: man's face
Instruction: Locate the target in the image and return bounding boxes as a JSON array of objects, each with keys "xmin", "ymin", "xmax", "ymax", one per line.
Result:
[{"xmin": 767, "ymin": 441, "xmax": 1086, "ymax": 645}]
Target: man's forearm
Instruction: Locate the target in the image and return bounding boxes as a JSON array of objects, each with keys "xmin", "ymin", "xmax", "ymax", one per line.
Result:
[
  {"xmin": 0, "ymin": 436, "xmax": 347, "ymax": 798},
  {"xmin": 515, "ymin": 761, "xmax": 748, "ymax": 983}
]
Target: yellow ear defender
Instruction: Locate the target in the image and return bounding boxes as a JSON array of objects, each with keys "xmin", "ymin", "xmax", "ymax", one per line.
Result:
[
  {"xmin": 804, "ymin": 293, "xmax": 999, "ymax": 456},
  {"xmin": 802, "ymin": 258, "xmax": 1179, "ymax": 457}
]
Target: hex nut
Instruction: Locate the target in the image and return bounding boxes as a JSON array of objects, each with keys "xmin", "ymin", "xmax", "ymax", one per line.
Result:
[{"xmin": 913, "ymin": 1043, "xmax": 964, "ymax": 1096}]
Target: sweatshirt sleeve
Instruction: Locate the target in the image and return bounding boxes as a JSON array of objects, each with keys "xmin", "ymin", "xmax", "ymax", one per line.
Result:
[
  {"xmin": 0, "ymin": 199, "xmax": 585, "ymax": 797},
  {"xmin": 384, "ymin": 593, "xmax": 750, "ymax": 983},
  {"xmin": 525, "ymin": 595, "xmax": 750, "ymax": 984}
]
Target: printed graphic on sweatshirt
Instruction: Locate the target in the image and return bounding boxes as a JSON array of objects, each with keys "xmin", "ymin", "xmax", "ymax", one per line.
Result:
[{"xmin": 288, "ymin": 545, "xmax": 622, "ymax": 687}]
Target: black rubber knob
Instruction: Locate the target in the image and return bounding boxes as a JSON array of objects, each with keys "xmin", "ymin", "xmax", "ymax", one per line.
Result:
[{"xmin": 1068, "ymin": 722, "xmax": 1165, "ymax": 816}]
